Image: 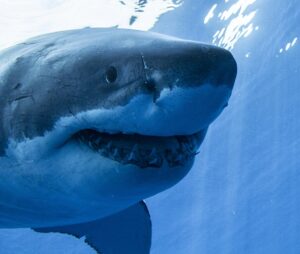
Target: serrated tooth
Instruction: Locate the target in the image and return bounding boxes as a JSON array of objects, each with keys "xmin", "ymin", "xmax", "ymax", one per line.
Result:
[
  {"xmin": 112, "ymin": 148, "xmax": 119, "ymax": 157},
  {"xmin": 128, "ymin": 151, "xmax": 135, "ymax": 161},
  {"xmin": 150, "ymin": 153, "xmax": 163, "ymax": 165},
  {"xmin": 127, "ymin": 144, "xmax": 139, "ymax": 161},
  {"xmin": 149, "ymin": 157, "xmax": 159, "ymax": 164},
  {"xmin": 149, "ymin": 148, "xmax": 157, "ymax": 157}
]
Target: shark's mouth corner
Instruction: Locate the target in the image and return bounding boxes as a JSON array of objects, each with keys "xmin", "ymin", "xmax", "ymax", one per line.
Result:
[{"xmin": 73, "ymin": 129, "xmax": 206, "ymax": 168}]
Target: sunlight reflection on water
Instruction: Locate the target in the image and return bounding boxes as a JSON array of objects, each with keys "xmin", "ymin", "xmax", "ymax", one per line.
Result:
[
  {"xmin": 279, "ymin": 37, "xmax": 298, "ymax": 54},
  {"xmin": 0, "ymin": 0, "xmax": 182, "ymax": 50},
  {"xmin": 204, "ymin": 0, "xmax": 258, "ymax": 50}
]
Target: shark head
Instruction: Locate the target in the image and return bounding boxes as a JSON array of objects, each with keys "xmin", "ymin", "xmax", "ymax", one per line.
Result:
[{"xmin": 0, "ymin": 28, "xmax": 236, "ymax": 227}]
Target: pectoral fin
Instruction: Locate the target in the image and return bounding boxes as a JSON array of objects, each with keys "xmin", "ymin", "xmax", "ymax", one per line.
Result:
[{"xmin": 33, "ymin": 201, "xmax": 151, "ymax": 254}]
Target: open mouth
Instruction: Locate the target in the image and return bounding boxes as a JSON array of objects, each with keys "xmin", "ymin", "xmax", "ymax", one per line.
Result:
[{"xmin": 74, "ymin": 129, "xmax": 206, "ymax": 168}]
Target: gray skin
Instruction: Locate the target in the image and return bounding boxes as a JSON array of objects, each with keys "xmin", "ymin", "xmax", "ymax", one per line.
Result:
[{"xmin": 0, "ymin": 28, "xmax": 237, "ymax": 228}]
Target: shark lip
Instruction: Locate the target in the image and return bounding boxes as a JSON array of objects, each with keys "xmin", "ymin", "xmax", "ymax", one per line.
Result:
[{"xmin": 74, "ymin": 129, "xmax": 206, "ymax": 168}]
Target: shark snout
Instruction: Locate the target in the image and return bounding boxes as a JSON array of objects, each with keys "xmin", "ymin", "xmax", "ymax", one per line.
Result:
[
  {"xmin": 140, "ymin": 41, "xmax": 237, "ymax": 96},
  {"xmin": 202, "ymin": 46, "xmax": 237, "ymax": 89},
  {"xmin": 136, "ymin": 42, "xmax": 237, "ymax": 135}
]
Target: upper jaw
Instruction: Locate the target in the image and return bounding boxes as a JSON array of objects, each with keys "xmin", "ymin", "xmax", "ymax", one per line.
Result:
[
  {"xmin": 74, "ymin": 129, "xmax": 207, "ymax": 169},
  {"xmin": 6, "ymin": 108, "xmax": 207, "ymax": 164}
]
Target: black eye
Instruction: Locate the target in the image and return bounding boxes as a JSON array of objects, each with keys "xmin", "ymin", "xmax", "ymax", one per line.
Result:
[{"xmin": 105, "ymin": 66, "xmax": 117, "ymax": 84}]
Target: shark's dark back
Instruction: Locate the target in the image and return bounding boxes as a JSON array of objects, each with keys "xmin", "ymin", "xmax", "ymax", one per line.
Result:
[{"xmin": 0, "ymin": 28, "xmax": 150, "ymax": 154}]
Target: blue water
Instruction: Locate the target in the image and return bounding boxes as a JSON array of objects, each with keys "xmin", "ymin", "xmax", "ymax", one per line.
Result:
[
  {"xmin": 0, "ymin": 0, "xmax": 299, "ymax": 253},
  {"xmin": 148, "ymin": 0, "xmax": 300, "ymax": 253}
]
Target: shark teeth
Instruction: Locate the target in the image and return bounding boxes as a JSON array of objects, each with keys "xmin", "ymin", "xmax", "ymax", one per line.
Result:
[
  {"xmin": 75, "ymin": 129, "xmax": 206, "ymax": 168},
  {"xmin": 127, "ymin": 150, "xmax": 137, "ymax": 161}
]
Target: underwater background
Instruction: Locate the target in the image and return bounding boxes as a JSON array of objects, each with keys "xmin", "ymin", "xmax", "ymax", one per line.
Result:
[{"xmin": 0, "ymin": 0, "xmax": 299, "ymax": 253}]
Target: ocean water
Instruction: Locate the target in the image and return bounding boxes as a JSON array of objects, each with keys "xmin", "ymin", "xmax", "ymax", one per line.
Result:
[{"xmin": 0, "ymin": 0, "xmax": 299, "ymax": 253}]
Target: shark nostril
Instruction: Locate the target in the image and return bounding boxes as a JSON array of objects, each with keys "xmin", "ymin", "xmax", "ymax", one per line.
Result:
[
  {"xmin": 144, "ymin": 79, "xmax": 156, "ymax": 92},
  {"xmin": 144, "ymin": 79, "xmax": 161, "ymax": 102}
]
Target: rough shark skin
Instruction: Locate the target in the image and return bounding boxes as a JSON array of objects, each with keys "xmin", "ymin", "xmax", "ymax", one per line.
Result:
[{"xmin": 0, "ymin": 28, "xmax": 236, "ymax": 253}]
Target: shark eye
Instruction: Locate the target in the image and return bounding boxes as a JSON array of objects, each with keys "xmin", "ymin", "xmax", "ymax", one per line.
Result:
[{"xmin": 105, "ymin": 66, "xmax": 118, "ymax": 84}]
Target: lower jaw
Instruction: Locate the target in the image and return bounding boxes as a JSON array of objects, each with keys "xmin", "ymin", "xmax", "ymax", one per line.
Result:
[{"xmin": 75, "ymin": 129, "xmax": 207, "ymax": 169}]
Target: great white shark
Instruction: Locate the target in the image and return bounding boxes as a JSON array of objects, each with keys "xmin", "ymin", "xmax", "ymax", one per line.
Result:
[{"xmin": 0, "ymin": 28, "xmax": 237, "ymax": 253}]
